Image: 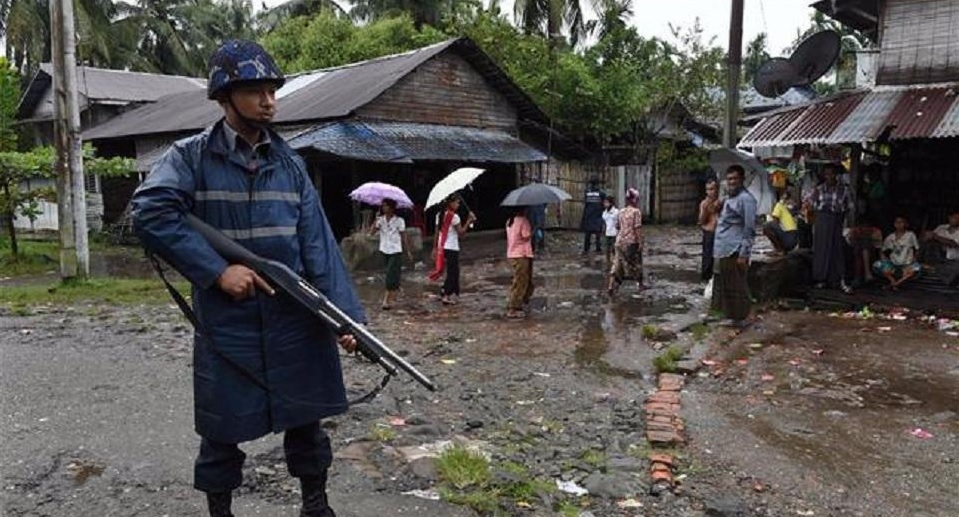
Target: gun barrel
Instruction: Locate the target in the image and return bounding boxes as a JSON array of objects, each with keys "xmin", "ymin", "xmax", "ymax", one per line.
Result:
[{"xmin": 184, "ymin": 213, "xmax": 437, "ymax": 393}]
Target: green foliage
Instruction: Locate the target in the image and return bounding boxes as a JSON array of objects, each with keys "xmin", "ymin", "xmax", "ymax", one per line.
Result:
[
  {"xmin": 369, "ymin": 423, "xmax": 397, "ymax": 441},
  {"xmin": 743, "ymin": 32, "xmax": 770, "ymax": 86},
  {"xmin": 0, "ymin": 58, "xmax": 19, "ymax": 153},
  {"xmin": 262, "ymin": 12, "xmax": 446, "ymax": 72},
  {"xmin": 0, "ymin": 278, "xmax": 190, "ymax": 306},
  {"xmin": 0, "ymin": 145, "xmax": 134, "ymax": 255},
  {"xmin": 653, "ymin": 345, "xmax": 684, "ymax": 373},
  {"xmin": 641, "ymin": 324, "xmax": 658, "ymax": 339},
  {"xmin": 0, "ymin": 238, "xmax": 59, "ymax": 276},
  {"xmin": 435, "ymin": 446, "xmax": 491, "ymax": 490}
]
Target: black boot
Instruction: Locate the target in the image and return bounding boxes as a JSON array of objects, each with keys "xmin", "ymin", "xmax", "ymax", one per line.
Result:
[
  {"xmin": 206, "ymin": 491, "xmax": 234, "ymax": 517},
  {"xmin": 300, "ymin": 472, "xmax": 336, "ymax": 517}
]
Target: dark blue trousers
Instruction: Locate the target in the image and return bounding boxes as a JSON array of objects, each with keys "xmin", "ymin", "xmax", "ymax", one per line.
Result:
[{"xmin": 194, "ymin": 421, "xmax": 332, "ymax": 492}]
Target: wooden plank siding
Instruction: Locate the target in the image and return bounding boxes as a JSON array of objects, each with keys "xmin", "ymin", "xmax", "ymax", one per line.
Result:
[
  {"xmin": 358, "ymin": 52, "xmax": 518, "ymax": 131},
  {"xmin": 878, "ymin": 0, "xmax": 959, "ymax": 85}
]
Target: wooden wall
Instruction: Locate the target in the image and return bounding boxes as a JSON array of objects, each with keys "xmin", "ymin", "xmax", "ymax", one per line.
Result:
[
  {"xmin": 655, "ymin": 164, "xmax": 701, "ymax": 224},
  {"xmin": 358, "ymin": 52, "xmax": 518, "ymax": 131},
  {"xmin": 519, "ymin": 160, "xmax": 608, "ymax": 229},
  {"xmin": 878, "ymin": 0, "xmax": 959, "ymax": 85}
]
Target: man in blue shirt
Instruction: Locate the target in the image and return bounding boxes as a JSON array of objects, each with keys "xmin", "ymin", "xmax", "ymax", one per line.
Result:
[{"xmin": 711, "ymin": 165, "xmax": 757, "ymax": 326}]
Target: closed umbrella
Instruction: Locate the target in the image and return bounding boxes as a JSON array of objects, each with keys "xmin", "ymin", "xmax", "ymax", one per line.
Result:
[
  {"xmin": 500, "ymin": 183, "xmax": 571, "ymax": 206},
  {"xmin": 425, "ymin": 167, "xmax": 486, "ymax": 210},
  {"xmin": 349, "ymin": 182, "xmax": 414, "ymax": 208}
]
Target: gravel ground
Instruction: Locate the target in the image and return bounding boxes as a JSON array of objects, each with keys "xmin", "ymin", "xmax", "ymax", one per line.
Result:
[{"xmin": 2, "ymin": 227, "xmax": 957, "ymax": 517}]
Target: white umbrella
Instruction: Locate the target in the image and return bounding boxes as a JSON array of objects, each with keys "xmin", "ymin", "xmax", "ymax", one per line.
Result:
[{"xmin": 425, "ymin": 167, "xmax": 486, "ymax": 210}]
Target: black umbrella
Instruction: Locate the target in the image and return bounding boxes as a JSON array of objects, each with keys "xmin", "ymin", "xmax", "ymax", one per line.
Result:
[{"xmin": 500, "ymin": 183, "xmax": 571, "ymax": 207}]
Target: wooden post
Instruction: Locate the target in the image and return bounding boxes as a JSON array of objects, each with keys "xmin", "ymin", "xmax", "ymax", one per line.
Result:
[
  {"xmin": 50, "ymin": 0, "xmax": 88, "ymax": 279},
  {"xmin": 723, "ymin": 0, "xmax": 745, "ymax": 149}
]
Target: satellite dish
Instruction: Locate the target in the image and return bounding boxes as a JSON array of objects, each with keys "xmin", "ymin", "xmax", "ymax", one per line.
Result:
[
  {"xmin": 751, "ymin": 29, "xmax": 841, "ymax": 98},
  {"xmin": 788, "ymin": 30, "xmax": 841, "ymax": 86},
  {"xmin": 754, "ymin": 58, "xmax": 801, "ymax": 98}
]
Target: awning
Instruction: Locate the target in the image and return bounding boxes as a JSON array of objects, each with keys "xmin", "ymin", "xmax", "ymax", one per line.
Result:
[
  {"xmin": 287, "ymin": 121, "xmax": 547, "ymax": 163},
  {"xmin": 740, "ymin": 86, "xmax": 959, "ymax": 148}
]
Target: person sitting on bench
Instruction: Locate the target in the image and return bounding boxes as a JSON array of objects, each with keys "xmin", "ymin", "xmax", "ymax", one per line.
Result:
[{"xmin": 931, "ymin": 211, "xmax": 959, "ymax": 288}]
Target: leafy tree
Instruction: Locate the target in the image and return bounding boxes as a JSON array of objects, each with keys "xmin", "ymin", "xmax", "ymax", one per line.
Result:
[
  {"xmin": 513, "ymin": 0, "xmax": 593, "ymax": 47},
  {"xmin": 0, "ymin": 146, "xmax": 133, "ymax": 256},
  {"xmin": 262, "ymin": 12, "xmax": 446, "ymax": 72},
  {"xmin": 257, "ymin": 0, "xmax": 346, "ymax": 32},
  {"xmin": 0, "ymin": 58, "xmax": 18, "ymax": 153},
  {"xmin": 743, "ymin": 32, "xmax": 770, "ymax": 86},
  {"xmin": 791, "ymin": 11, "xmax": 871, "ymax": 93}
]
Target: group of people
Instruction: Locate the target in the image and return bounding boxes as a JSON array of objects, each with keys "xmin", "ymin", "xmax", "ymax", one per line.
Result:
[
  {"xmin": 580, "ymin": 179, "xmax": 645, "ymax": 297},
  {"xmin": 698, "ymin": 160, "xmax": 959, "ymax": 310}
]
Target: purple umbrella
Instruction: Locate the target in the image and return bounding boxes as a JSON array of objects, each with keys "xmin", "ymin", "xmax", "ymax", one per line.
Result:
[{"xmin": 349, "ymin": 182, "xmax": 414, "ymax": 208}]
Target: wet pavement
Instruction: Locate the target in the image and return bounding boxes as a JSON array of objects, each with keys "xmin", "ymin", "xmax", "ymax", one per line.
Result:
[{"xmin": 2, "ymin": 227, "xmax": 958, "ymax": 516}]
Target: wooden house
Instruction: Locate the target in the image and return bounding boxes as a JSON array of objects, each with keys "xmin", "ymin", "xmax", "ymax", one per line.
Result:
[{"xmin": 83, "ymin": 38, "xmax": 599, "ymax": 238}]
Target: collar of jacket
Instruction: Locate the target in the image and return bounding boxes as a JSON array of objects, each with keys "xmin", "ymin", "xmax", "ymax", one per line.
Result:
[{"xmin": 206, "ymin": 118, "xmax": 298, "ymax": 174}]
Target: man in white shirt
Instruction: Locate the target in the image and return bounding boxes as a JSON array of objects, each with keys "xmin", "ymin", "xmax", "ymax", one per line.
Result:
[{"xmin": 932, "ymin": 212, "xmax": 959, "ymax": 287}]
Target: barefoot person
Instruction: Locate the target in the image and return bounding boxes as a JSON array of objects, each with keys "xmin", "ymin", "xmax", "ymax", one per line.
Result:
[
  {"xmin": 132, "ymin": 40, "xmax": 362, "ymax": 517},
  {"xmin": 369, "ymin": 199, "xmax": 412, "ymax": 310},
  {"xmin": 698, "ymin": 179, "xmax": 721, "ymax": 280},
  {"xmin": 601, "ymin": 195, "xmax": 619, "ymax": 264},
  {"xmin": 873, "ymin": 216, "xmax": 921, "ymax": 290},
  {"xmin": 607, "ymin": 188, "xmax": 643, "ymax": 296},
  {"xmin": 505, "ymin": 207, "xmax": 534, "ymax": 318},
  {"xmin": 712, "ymin": 165, "xmax": 757, "ymax": 327}
]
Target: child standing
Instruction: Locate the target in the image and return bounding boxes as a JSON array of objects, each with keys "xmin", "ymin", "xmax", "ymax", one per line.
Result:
[
  {"xmin": 601, "ymin": 195, "xmax": 619, "ymax": 264},
  {"xmin": 370, "ymin": 199, "xmax": 411, "ymax": 310}
]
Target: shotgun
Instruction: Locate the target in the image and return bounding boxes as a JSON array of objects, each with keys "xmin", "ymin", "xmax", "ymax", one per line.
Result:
[{"xmin": 184, "ymin": 213, "xmax": 437, "ymax": 393}]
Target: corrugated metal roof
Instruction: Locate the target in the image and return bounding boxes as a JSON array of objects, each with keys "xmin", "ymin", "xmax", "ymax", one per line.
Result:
[
  {"xmin": 829, "ymin": 90, "xmax": 901, "ymax": 143},
  {"xmin": 884, "ymin": 87, "xmax": 959, "ymax": 140},
  {"xmin": 289, "ymin": 121, "xmax": 546, "ymax": 164},
  {"xmin": 17, "ymin": 64, "xmax": 205, "ymax": 120},
  {"xmin": 740, "ymin": 85, "xmax": 959, "ymax": 147},
  {"xmin": 739, "ymin": 109, "xmax": 805, "ymax": 147},
  {"xmin": 932, "ymin": 92, "xmax": 959, "ymax": 137},
  {"xmin": 776, "ymin": 92, "xmax": 865, "ymax": 145},
  {"xmin": 84, "ymin": 38, "xmax": 551, "ymax": 142}
]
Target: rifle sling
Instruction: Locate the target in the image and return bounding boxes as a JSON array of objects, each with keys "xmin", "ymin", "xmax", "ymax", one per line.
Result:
[{"xmin": 148, "ymin": 254, "xmax": 392, "ymax": 406}]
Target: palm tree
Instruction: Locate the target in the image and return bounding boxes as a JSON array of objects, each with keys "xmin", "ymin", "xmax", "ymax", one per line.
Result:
[
  {"xmin": 350, "ymin": 0, "xmax": 445, "ymax": 28},
  {"xmin": 585, "ymin": 0, "xmax": 631, "ymax": 41},
  {"xmin": 113, "ymin": 0, "xmax": 255, "ymax": 76},
  {"xmin": 514, "ymin": 0, "xmax": 611, "ymax": 47},
  {"xmin": 258, "ymin": 0, "xmax": 346, "ymax": 32},
  {"xmin": 2, "ymin": 0, "xmax": 51, "ymax": 72}
]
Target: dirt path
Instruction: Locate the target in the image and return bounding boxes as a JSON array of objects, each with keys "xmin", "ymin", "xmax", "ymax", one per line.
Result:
[{"xmin": 2, "ymin": 227, "xmax": 957, "ymax": 516}]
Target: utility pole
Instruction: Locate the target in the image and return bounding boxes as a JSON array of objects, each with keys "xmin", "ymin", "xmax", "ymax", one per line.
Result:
[
  {"xmin": 50, "ymin": 0, "xmax": 89, "ymax": 279},
  {"xmin": 723, "ymin": 0, "xmax": 745, "ymax": 148}
]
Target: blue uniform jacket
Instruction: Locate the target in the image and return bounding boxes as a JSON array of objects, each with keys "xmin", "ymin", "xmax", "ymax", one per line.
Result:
[{"xmin": 132, "ymin": 120, "xmax": 366, "ymax": 444}]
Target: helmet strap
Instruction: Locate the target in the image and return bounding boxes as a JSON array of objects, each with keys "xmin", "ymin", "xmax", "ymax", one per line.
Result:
[{"xmin": 225, "ymin": 94, "xmax": 271, "ymax": 139}]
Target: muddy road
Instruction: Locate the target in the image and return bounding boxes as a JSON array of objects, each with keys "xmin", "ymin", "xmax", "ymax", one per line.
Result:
[{"xmin": 2, "ymin": 227, "xmax": 957, "ymax": 516}]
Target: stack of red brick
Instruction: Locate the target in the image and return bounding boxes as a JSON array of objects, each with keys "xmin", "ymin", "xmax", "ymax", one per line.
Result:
[{"xmin": 644, "ymin": 373, "xmax": 686, "ymax": 486}]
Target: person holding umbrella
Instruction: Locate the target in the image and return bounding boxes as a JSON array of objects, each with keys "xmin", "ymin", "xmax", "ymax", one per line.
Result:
[
  {"xmin": 505, "ymin": 206, "xmax": 535, "ymax": 318},
  {"xmin": 430, "ymin": 195, "xmax": 476, "ymax": 305},
  {"xmin": 368, "ymin": 199, "xmax": 412, "ymax": 310}
]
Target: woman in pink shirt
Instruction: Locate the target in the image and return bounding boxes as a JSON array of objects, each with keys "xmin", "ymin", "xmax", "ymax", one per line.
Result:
[{"xmin": 506, "ymin": 207, "xmax": 535, "ymax": 318}]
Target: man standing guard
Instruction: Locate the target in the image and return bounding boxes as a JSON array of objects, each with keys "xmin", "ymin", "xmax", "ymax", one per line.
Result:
[
  {"xmin": 807, "ymin": 163, "xmax": 853, "ymax": 292},
  {"xmin": 132, "ymin": 40, "xmax": 364, "ymax": 517},
  {"xmin": 712, "ymin": 165, "xmax": 757, "ymax": 327},
  {"xmin": 581, "ymin": 177, "xmax": 606, "ymax": 255}
]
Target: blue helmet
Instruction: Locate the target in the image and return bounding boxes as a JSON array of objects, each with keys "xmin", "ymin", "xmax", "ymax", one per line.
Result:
[{"xmin": 207, "ymin": 40, "xmax": 285, "ymax": 100}]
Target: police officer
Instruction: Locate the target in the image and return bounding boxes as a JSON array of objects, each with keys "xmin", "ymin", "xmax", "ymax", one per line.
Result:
[{"xmin": 132, "ymin": 40, "xmax": 364, "ymax": 517}]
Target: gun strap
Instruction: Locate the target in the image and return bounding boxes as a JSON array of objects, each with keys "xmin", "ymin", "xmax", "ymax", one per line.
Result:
[
  {"xmin": 149, "ymin": 253, "xmax": 391, "ymax": 406},
  {"xmin": 148, "ymin": 254, "xmax": 270, "ymax": 392}
]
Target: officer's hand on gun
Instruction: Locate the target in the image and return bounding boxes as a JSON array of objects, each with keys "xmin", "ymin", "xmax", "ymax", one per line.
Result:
[{"xmin": 217, "ymin": 265, "xmax": 275, "ymax": 300}]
